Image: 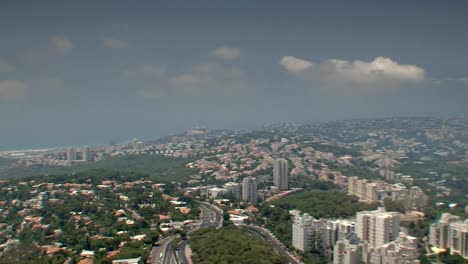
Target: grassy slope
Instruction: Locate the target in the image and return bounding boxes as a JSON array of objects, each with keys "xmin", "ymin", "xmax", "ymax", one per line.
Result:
[
  {"xmin": 271, "ymin": 190, "xmax": 379, "ymax": 218},
  {"xmin": 190, "ymin": 226, "xmax": 287, "ymax": 264},
  {"xmin": 0, "ymin": 154, "xmax": 196, "ymax": 182}
]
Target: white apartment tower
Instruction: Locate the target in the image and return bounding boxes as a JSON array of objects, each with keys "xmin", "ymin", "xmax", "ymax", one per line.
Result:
[
  {"xmin": 273, "ymin": 158, "xmax": 289, "ymax": 190},
  {"xmin": 333, "ymin": 234, "xmax": 369, "ymax": 264},
  {"xmin": 430, "ymin": 214, "xmax": 468, "ymax": 259},
  {"xmin": 242, "ymin": 177, "xmax": 257, "ymax": 202},
  {"xmin": 429, "ymin": 213, "xmax": 461, "ymax": 249},
  {"xmin": 370, "ymin": 233, "xmax": 420, "ymax": 264},
  {"xmin": 224, "ymin": 182, "xmax": 242, "ymax": 200},
  {"xmin": 82, "ymin": 146, "xmax": 93, "ymax": 161},
  {"xmin": 66, "ymin": 147, "xmax": 77, "ymax": 161},
  {"xmin": 356, "ymin": 208, "xmax": 400, "ymax": 248},
  {"xmin": 292, "ymin": 213, "xmax": 314, "ymax": 252},
  {"xmin": 448, "ymin": 220, "xmax": 468, "ymax": 259}
]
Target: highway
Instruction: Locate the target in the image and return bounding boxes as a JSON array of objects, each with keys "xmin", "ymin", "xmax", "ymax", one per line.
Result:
[
  {"xmin": 176, "ymin": 202, "xmax": 223, "ymax": 264},
  {"xmin": 149, "ymin": 203, "xmax": 301, "ymax": 264},
  {"xmin": 240, "ymin": 224, "xmax": 302, "ymax": 264},
  {"xmin": 149, "ymin": 202, "xmax": 223, "ymax": 264},
  {"xmin": 176, "ymin": 240, "xmax": 188, "ymax": 264},
  {"xmin": 149, "ymin": 236, "xmax": 176, "ymax": 264},
  {"xmin": 199, "ymin": 202, "xmax": 223, "ymax": 228}
]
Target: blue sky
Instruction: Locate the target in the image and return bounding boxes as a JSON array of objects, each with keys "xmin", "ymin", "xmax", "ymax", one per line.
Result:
[{"xmin": 0, "ymin": 1, "xmax": 467, "ymax": 150}]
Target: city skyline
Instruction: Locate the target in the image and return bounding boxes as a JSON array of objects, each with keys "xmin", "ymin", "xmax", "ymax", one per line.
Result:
[{"xmin": 1, "ymin": 1, "xmax": 468, "ymax": 150}]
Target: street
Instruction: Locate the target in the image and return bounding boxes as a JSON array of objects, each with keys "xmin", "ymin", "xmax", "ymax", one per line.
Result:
[
  {"xmin": 149, "ymin": 202, "xmax": 223, "ymax": 264},
  {"xmin": 240, "ymin": 224, "xmax": 303, "ymax": 264}
]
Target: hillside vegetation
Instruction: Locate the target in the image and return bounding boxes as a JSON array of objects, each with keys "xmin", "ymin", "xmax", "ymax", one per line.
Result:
[
  {"xmin": 271, "ymin": 190, "xmax": 379, "ymax": 218},
  {"xmin": 0, "ymin": 154, "xmax": 196, "ymax": 182},
  {"xmin": 190, "ymin": 226, "xmax": 287, "ymax": 264}
]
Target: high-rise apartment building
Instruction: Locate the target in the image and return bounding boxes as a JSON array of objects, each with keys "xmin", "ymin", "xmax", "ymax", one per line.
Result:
[
  {"xmin": 66, "ymin": 147, "xmax": 77, "ymax": 161},
  {"xmin": 448, "ymin": 220, "xmax": 468, "ymax": 259},
  {"xmin": 333, "ymin": 233, "xmax": 369, "ymax": 264},
  {"xmin": 273, "ymin": 158, "xmax": 289, "ymax": 190},
  {"xmin": 348, "ymin": 176, "xmax": 428, "ymax": 210},
  {"xmin": 224, "ymin": 182, "xmax": 242, "ymax": 200},
  {"xmin": 370, "ymin": 232, "xmax": 420, "ymax": 264},
  {"xmin": 429, "ymin": 213, "xmax": 467, "ymax": 259},
  {"xmin": 292, "ymin": 213, "xmax": 353, "ymax": 254},
  {"xmin": 429, "ymin": 213, "xmax": 461, "ymax": 249},
  {"xmin": 242, "ymin": 177, "xmax": 257, "ymax": 202},
  {"xmin": 356, "ymin": 208, "xmax": 400, "ymax": 248},
  {"xmin": 82, "ymin": 146, "xmax": 93, "ymax": 161},
  {"xmin": 292, "ymin": 213, "xmax": 314, "ymax": 252}
]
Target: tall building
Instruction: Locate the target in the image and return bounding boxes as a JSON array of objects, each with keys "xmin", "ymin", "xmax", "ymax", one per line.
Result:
[
  {"xmin": 348, "ymin": 176, "xmax": 358, "ymax": 196},
  {"xmin": 429, "ymin": 213, "xmax": 461, "ymax": 249},
  {"xmin": 356, "ymin": 208, "xmax": 400, "ymax": 248},
  {"xmin": 448, "ymin": 220, "xmax": 468, "ymax": 259},
  {"xmin": 273, "ymin": 158, "xmax": 289, "ymax": 190},
  {"xmin": 348, "ymin": 176, "xmax": 428, "ymax": 210},
  {"xmin": 292, "ymin": 213, "xmax": 314, "ymax": 252},
  {"xmin": 430, "ymin": 214, "xmax": 467, "ymax": 259},
  {"xmin": 333, "ymin": 233, "xmax": 369, "ymax": 264},
  {"xmin": 82, "ymin": 146, "xmax": 94, "ymax": 161},
  {"xmin": 292, "ymin": 213, "xmax": 354, "ymax": 255},
  {"xmin": 369, "ymin": 232, "xmax": 420, "ymax": 264},
  {"xmin": 224, "ymin": 182, "xmax": 242, "ymax": 200},
  {"xmin": 66, "ymin": 147, "xmax": 77, "ymax": 161},
  {"xmin": 242, "ymin": 177, "xmax": 257, "ymax": 202}
]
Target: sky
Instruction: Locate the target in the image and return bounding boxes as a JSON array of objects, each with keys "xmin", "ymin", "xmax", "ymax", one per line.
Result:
[{"xmin": 0, "ymin": 1, "xmax": 467, "ymax": 150}]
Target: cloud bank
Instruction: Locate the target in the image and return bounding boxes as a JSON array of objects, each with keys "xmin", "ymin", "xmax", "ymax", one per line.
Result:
[
  {"xmin": 51, "ymin": 35, "xmax": 73, "ymax": 54},
  {"xmin": 211, "ymin": 46, "xmax": 241, "ymax": 60},
  {"xmin": 280, "ymin": 56, "xmax": 425, "ymax": 86},
  {"xmin": 280, "ymin": 56, "xmax": 314, "ymax": 73},
  {"xmin": 0, "ymin": 58, "xmax": 14, "ymax": 72},
  {"xmin": 0, "ymin": 80, "xmax": 28, "ymax": 101},
  {"xmin": 103, "ymin": 38, "xmax": 129, "ymax": 49}
]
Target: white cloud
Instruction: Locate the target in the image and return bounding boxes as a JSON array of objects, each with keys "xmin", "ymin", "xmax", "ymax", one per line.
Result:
[
  {"xmin": 447, "ymin": 77, "xmax": 468, "ymax": 85},
  {"xmin": 280, "ymin": 56, "xmax": 314, "ymax": 73},
  {"xmin": 211, "ymin": 46, "xmax": 241, "ymax": 60},
  {"xmin": 168, "ymin": 63, "xmax": 247, "ymax": 96},
  {"xmin": 51, "ymin": 35, "xmax": 73, "ymax": 54},
  {"xmin": 0, "ymin": 58, "xmax": 14, "ymax": 72},
  {"xmin": 190, "ymin": 63, "xmax": 218, "ymax": 74},
  {"xmin": 142, "ymin": 65, "xmax": 166, "ymax": 78},
  {"xmin": 124, "ymin": 65, "xmax": 166, "ymax": 78},
  {"xmin": 280, "ymin": 56, "xmax": 425, "ymax": 86},
  {"xmin": 136, "ymin": 89, "xmax": 167, "ymax": 99},
  {"xmin": 0, "ymin": 80, "xmax": 28, "ymax": 101},
  {"xmin": 103, "ymin": 38, "xmax": 129, "ymax": 49},
  {"xmin": 169, "ymin": 73, "xmax": 204, "ymax": 88}
]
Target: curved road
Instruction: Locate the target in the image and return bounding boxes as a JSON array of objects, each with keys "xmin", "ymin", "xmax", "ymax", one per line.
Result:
[
  {"xmin": 177, "ymin": 202, "xmax": 223, "ymax": 264},
  {"xmin": 240, "ymin": 224, "xmax": 302, "ymax": 264},
  {"xmin": 149, "ymin": 236, "xmax": 176, "ymax": 264},
  {"xmin": 149, "ymin": 202, "xmax": 224, "ymax": 264},
  {"xmin": 149, "ymin": 203, "xmax": 300, "ymax": 264}
]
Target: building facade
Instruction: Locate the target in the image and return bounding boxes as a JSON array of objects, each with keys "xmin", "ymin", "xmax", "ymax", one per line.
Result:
[
  {"xmin": 224, "ymin": 182, "xmax": 242, "ymax": 200},
  {"xmin": 66, "ymin": 147, "xmax": 77, "ymax": 161},
  {"xmin": 430, "ymin": 214, "xmax": 468, "ymax": 259},
  {"xmin": 242, "ymin": 177, "xmax": 257, "ymax": 202},
  {"xmin": 292, "ymin": 213, "xmax": 314, "ymax": 252},
  {"xmin": 82, "ymin": 146, "xmax": 93, "ymax": 161},
  {"xmin": 356, "ymin": 208, "xmax": 400, "ymax": 248},
  {"xmin": 273, "ymin": 158, "xmax": 289, "ymax": 190}
]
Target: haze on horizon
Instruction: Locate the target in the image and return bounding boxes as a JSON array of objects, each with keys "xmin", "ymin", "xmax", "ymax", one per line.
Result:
[{"xmin": 1, "ymin": 0, "xmax": 467, "ymax": 150}]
